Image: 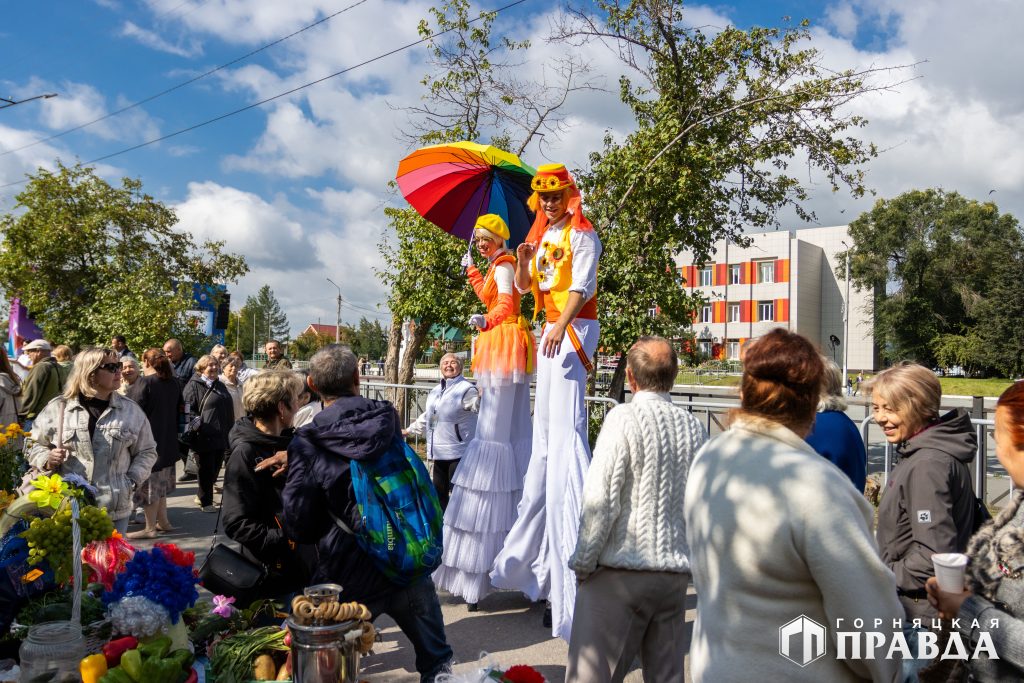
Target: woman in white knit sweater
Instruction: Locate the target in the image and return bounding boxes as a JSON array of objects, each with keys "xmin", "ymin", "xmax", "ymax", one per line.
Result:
[{"xmin": 684, "ymin": 329, "xmax": 903, "ymax": 683}]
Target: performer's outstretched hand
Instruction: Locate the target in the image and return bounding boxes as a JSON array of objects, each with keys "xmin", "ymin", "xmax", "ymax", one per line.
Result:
[
  {"xmin": 469, "ymin": 314, "xmax": 487, "ymax": 330},
  {"xmin": 461, "ymin": 252, "xmax": 473, "ymax": 269},
  {"xmin": 517, "ymin": 242, "xmax": 536, "ymax": 261}
]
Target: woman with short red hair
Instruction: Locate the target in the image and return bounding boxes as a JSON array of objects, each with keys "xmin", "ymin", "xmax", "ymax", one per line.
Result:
[{"xmin": 684, "ymin": 328, "xmax": 903, "ymax": 682}]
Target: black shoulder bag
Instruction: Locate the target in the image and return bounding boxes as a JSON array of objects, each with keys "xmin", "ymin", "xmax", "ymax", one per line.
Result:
[
  {"xmin": 198, "ymin": 503, "xmax": 268, "ymax": 607},
  {"xmin": 178, "ymin": 383, "xmax": 214, "ymax": 455}
]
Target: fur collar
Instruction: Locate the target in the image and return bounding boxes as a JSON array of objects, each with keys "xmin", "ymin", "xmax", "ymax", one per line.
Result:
[{"xmin": 966, "ymin": 491, "xmax": 1024, "ymax": 599}]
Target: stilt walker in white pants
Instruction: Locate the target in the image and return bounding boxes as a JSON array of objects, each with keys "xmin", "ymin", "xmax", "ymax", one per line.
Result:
[
  {"xmin": 433, "ymin": 214, "xmax": 535, "ymax": 610},
  {"xmin": 490, "ymin": 164, "xmax": 602, "ymax": 642}
]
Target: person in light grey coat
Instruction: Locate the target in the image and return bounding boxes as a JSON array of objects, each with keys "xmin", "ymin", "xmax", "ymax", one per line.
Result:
[{"xmin": 28, "ymin": 347, "xmax": 157, "ymax": 533}]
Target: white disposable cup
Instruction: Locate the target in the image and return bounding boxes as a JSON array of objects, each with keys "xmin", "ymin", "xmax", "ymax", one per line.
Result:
[{"xmin": 932, "ymin": 553, "xmax": 969, "ymax": 593}]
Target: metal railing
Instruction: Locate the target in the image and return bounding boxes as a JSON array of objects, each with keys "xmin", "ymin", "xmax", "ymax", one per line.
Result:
[
  {"xmin": 859, "ymin": 416, "xmax": 1002, "ymax": 501},
  {"xmin": 356, "ymin": 381, "xmax": 1010, "ymax": 505},
  {"xmin": 359, "ymin": 381, "xmax": 619, "ymax": 453}
]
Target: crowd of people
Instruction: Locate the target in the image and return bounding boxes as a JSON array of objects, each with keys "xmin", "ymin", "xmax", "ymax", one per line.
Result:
[{"xmin": 0, "ymin": 161, "xmax": 1022, "ymax": 683}]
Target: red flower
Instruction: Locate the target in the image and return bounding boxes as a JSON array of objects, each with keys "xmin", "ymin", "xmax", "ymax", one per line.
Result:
[
  {"xmin": 502, "ymin": 665, "xmax": 545, "ymax": 683},
  {"xmin": 155, "ymin": 543, "xmax": 195, "ymax": 567}
]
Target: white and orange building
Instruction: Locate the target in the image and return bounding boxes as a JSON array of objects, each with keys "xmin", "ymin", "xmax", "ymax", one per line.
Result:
[{"xmin": 675, "ymin": 225, "xmax": 876, "ymax": 371}]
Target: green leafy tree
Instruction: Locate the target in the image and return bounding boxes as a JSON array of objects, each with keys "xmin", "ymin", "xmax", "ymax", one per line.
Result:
[
  {"xmin": 559, "ymin": 2, "xmax": 903, "ymax": 398},
  {"xmin": 842, "ymin": 189, "xmax": 1022, "ymax": 368},
  {"xmin": 226, "ymin": 285, "xmax": 290, "ymax": 357},
  {"xmin": 0, "ymin": 162, "xmax": 247, "ymax": 353},
  {"xmin": 378, "ymin": 207, "xmax": 478, "ymax": 388},
  {"xmin": 292, "ymin": 329, "xmax": 338, "ymax": 361},
  {"xmin": 350, "ymin": 317, "xmax": 388, "ymax": 360},
  {"xmin": 379, "ymin": 0, "xmax": 595, "ymax": 394},
  {"xmin": 971, "ymin": 254, "xmax": 1024, "ymax": 377}
]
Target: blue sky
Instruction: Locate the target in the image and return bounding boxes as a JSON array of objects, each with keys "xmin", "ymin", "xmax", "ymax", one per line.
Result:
[{"xmin": 1, "ymin": 0, "xmax": 1022, "ymax": 337}]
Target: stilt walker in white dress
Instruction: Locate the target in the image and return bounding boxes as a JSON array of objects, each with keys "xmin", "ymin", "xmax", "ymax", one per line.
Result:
[
  {"xmin": 434, "ymin": 214, "xmax": 536, "ymax": 610},
  {"xmin": 490, "ymin": 164, "xmax": 601, "ymax": 641}
]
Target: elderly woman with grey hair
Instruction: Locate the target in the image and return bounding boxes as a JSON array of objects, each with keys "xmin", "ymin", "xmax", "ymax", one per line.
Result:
[{"xmin": 804, "ymin": 358, "xmax": 867, "ymax": 491}]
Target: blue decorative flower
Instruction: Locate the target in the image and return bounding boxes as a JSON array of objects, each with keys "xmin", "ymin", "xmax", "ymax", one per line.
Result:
[{"xmin": 104, "ymin": 547, "xmax": 198, "ymax": 623}]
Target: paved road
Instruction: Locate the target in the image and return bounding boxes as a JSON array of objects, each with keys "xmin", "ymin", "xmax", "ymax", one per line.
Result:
[{"xmin": 133, "ymin": 462, "xmax": 694, "ymax": 682}]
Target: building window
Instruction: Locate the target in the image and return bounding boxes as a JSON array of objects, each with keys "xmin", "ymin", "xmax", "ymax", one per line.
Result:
[
  {"xmin": 757, "ymin": 260, "xmax": 775, "ymax": 284},
  {"xmin": 698, "ymin": 341, "xmax": 712, "ymax": 357},
  {"xmin": 699, "ymin": 305, "xmax": 712, "ymax": 323},
  {"xmin": 647, "ymin": 305, "xmax": 658, "ymax": 318},
  {"xmin": 728, "ymin": 303, "xmax": 740, "ymax": 323},
  {"xmin": 757, "ymin": 300, "xmax": 774, "ymax": 321},
  {"xmin": 727, "ymin": 340, "xmax": 740, "ymax": 360},
  {"xmin": 729, "ymin": 264, "xmax": 741, "ymax": 285},
  {"xmin": 699, "ymin": 266, "xmax": 714, "ymax": 287}
]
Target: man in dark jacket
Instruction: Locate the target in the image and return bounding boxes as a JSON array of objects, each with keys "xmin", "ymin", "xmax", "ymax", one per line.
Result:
[
  {"xmin": 163, "ymin": 338, "xmax": 197, "ymax": 388},
  {"xmin": 282, "ymin": 345, "xmax": 453, "ymax": 683}
]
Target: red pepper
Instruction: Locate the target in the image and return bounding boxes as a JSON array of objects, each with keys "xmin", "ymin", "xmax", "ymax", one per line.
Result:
[{"xmin": 102, "ymin": 636, "xmax": 140, "ymax": 668}]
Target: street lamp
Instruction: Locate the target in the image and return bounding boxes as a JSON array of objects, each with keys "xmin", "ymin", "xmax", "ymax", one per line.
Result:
[
  {"xmin": 841, "ymin": 240, "xmax": 851, "ymax": 393},
  {"xmin": 326, "ymin": 278, "xmax": 342, "ymax": 343}
]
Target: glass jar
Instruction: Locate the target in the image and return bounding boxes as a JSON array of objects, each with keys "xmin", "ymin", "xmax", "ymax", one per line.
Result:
[{"xmin": 18, "ymin": 621, "xmax": 84, "ymax": 683}]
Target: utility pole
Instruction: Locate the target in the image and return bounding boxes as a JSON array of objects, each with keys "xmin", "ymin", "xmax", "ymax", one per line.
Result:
[
  {"xmin": 841, "ymin": 240, "xmax": 851, "ymax": 393},
  {"xmin": 326, "ymin": 278, "xmax": 342, "ymax": 343},
  {"xmin": 252, "ymin": 312, "xmax": 257, "ymax": 359}
]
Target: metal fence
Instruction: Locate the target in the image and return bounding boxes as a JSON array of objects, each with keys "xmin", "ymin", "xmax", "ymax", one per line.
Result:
[
  {"xmin": 358, "ymin": 381, "xmax": 620, "ymax": 450},
  {"xmin": 357, "ymin": 381, "xmax": 1008, "ymax": 505}
]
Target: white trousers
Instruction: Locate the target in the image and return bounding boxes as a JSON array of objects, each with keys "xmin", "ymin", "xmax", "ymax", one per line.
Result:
[{"xmin": 490, "ymin": 318, "xmax": 598, "ymax": 641}]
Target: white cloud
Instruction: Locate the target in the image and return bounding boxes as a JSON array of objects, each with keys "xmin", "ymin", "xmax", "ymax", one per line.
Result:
[
  {"xmin": 173, "ymin": 181, "xmax": 321, "ymax": 271},
  {"xmin": 825, "ymin": 2, "xmax": 859, "ymax": 39},
  {"xmin": 121, "ymin": 21, "xmax": 203, "ymax": 57}
]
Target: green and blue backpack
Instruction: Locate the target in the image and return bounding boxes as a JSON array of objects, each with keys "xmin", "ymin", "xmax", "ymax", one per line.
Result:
[{"xmin": 346, "ymin": 437, "xmax": 444, "ymax": 585}]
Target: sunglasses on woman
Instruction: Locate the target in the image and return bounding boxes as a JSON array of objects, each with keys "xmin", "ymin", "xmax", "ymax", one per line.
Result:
[{"xmin": 99, "ymin": 363, "xmax": 122, "ymax": 374}]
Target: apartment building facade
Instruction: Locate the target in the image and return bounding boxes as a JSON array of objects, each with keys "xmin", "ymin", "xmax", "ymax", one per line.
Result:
[{"xmin": 676, "ymin": 225, "xmax": 876, "ymax": 371}]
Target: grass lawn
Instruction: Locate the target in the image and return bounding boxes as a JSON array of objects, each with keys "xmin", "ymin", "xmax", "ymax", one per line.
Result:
[
  {"xmin": 934, "ymin": 377, "xmax": 1012, "ymax": 397},
  {"xmin": 677, "ymin": 371, "xmax": 741, "ymax": 387}
]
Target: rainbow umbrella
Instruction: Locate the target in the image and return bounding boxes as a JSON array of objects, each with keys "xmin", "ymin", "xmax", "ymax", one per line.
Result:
[{"xmin": 396, "ymin": 141, "xmax": 536, "ymax": 246}]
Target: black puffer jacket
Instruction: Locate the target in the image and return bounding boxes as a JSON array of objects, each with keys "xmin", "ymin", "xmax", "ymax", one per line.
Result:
[
  {"xmin": 223, "ymin": 418, "xmax": 310, "ymax": 599},
  {"xmin": 877, "ymin": 408, "xmax": 979, "ymax": 613},
  {"xmin": 281, "ymin": 395, "xmax": 400, "ymax": 611}
]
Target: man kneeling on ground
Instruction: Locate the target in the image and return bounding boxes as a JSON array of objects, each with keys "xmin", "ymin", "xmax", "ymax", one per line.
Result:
[{"xmin": 282, "ymin": 344, "xmax": 453, "ymax": 683}]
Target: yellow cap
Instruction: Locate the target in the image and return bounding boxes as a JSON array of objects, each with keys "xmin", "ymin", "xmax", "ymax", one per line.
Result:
[
  {"xmin": 530, "ymin": 163, "xmax": 574, "ymax": 193},
  {"xmin": 474, "ymin": 213, "xmax": 510, "ymax": 241}
]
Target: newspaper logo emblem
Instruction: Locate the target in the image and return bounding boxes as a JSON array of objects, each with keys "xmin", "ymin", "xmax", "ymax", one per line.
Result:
[{"xmin": 779, "ymin": 615, "xmax": 827, "ymax": 667}]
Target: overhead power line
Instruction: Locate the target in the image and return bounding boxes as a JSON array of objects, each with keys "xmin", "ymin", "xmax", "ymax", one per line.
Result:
[
  {"xmin": 0, "ymin": 92, "xmax": 58, "ymax": 110},
  {"xmin": 0, "ymin": 0, "xmax": 370, "ymax": 157},
  {"xmin": 0, "ymin": 0, "xmax": 529, "ymax": 191}
]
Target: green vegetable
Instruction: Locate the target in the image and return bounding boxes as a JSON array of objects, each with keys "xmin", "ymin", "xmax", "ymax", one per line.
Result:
[
  {"xmin": 166, "ymin": 648, "xmax": 194, "ymax": 672},
  {"xmin": 140, "ymin": 656, "xmax": 183, "ymax": 683},
  {"xmin": 120, "ymin": 649, "xmax": 143, "ymax": 682},
  {"xmin": 138, "ymin": 635, "xmax": 172, "ymax": 660},
  {"xmin": 98, "ymin": 668, "xmax": 135, "ymax": 683},
  {"xmin": 210, "ymin": 626, "xmax": 288, "ymax": 683}
]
